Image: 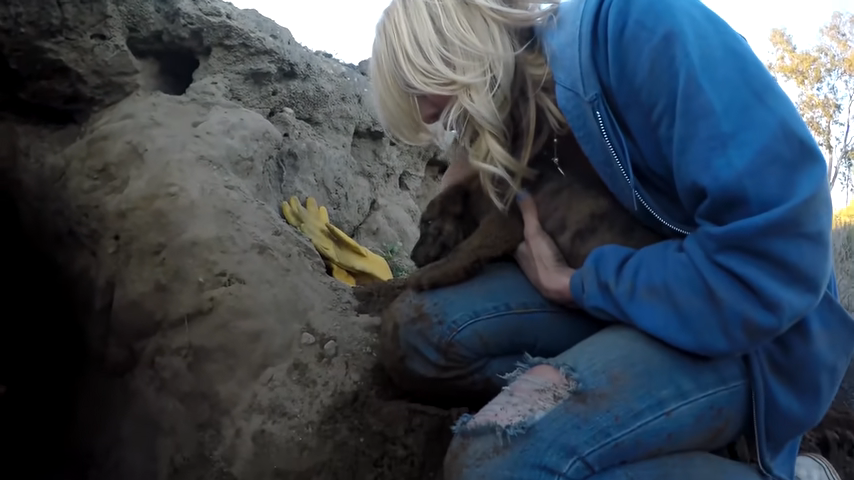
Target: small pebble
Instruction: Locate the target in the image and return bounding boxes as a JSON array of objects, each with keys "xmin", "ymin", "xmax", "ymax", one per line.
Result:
[
  {"xmin": 323, "ymin": 340, "xmax": 338, "ymax": 357},
  {"xmin": 301, "ymin": 332, "xmax": 316, "ymax": 345}
]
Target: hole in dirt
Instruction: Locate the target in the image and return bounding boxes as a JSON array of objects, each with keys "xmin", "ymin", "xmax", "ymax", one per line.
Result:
[
  {"xmin": 414, "ymin": 156, "xmax": 449, "ymax": 211},
  {"xmin": 288, "ymin": 365, "xmax": 461, "ymax": 480},
  {"xmin": 399, "ymin": 171, "xmax": 418, "ymax": 191},
  {"xmin": 0, "ymin": 190, "xmax": 89, "ymax": 479},
  {"xmin": 125, "ymin": 37, "xmax": 207, "ymax": 95}
]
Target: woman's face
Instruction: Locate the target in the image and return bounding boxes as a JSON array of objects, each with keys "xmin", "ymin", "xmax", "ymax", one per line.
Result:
[{"xmin": 416, "ymin": 94, "xmax": 452, "ymax": 124}]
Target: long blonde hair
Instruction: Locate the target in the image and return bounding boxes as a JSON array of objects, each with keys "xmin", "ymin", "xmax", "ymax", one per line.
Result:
[{"xmin": 370, "ymin": 0, "xmax": 568, "ymax": 209}]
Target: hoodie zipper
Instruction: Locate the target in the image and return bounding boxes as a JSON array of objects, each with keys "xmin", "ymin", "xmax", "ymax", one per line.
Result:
[
  {"xmin": 751, "ymin": 390, "xmax": 772, "ymax": 477},
  {"xmin": 595, "ymin": 110, "xmax": 772, "ymax": 478},
  {"xmin": 593, "ymin": 111, "xmax": 690, "ymax": 236}
]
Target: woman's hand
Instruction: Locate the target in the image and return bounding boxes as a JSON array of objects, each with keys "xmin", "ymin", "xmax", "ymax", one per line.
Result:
[
  {"xmin": 514, "ymin": 191, "xmax": 576, "ymax": 306},
  {"xmin": 440, "ymin": 146, "xmax": 477, "ymax": 190}
]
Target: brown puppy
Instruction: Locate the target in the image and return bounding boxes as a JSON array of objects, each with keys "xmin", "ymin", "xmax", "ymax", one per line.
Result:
[
  {"xmin": 351, "ymin": 176, "xmax": 496, "ymax": 315},
  {"xmin": 353, "ymin": 132, "xmax": 674, "ymax": 315},
  {"xmin": 409, "ymin": 174, "xmax": 503, "ymax": 270},
  {"xmin": 406, "ymin": 139, "xmax": 667, "ymax": 291}
]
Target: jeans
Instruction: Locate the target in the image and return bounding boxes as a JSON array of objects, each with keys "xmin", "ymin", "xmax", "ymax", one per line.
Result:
[{"xmin": 380, "ymin": 262, "xmax": 766, "ymax": 479}]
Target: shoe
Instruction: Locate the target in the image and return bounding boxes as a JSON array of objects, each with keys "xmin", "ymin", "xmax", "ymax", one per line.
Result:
[{"xmin": 795, "ymin": 453, "xmax": 841, "ymax": 480}]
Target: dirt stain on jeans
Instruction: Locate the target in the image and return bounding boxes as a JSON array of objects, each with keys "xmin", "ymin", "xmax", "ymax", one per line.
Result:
[{"xmin": 443, "ymin": 432, "xmax": 509, "ymax": 480}]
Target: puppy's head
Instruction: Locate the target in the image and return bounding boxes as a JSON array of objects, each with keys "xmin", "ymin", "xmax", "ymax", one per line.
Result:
[{"xmin": 410, "ymin": 182, "xmax": 480, "ymax": 267}]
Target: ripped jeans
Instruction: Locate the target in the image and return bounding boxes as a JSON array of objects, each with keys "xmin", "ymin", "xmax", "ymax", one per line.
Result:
[{"xmin": 380, "ymin": 262, "xmax": 766, "ymax": 479}]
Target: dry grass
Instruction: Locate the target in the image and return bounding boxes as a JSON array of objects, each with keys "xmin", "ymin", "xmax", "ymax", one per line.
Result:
[{"xmin": 833, "ymin": 215, "xmax": 854, "ymax": 313}]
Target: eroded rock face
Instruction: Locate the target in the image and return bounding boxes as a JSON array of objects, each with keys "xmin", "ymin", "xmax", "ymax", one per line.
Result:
[
  {"xmin": 1, "ymin": 0, "xmax": 448, "ymax": 252},
  {"xmin": 0, "ymin": 0, "xmax": 455, "ymax": 479}
]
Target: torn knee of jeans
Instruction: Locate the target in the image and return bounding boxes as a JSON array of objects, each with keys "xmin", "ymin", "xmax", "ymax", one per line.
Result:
[{"xmin": 453, "ymin": 355, "xmax": 578, "ymax": 436}]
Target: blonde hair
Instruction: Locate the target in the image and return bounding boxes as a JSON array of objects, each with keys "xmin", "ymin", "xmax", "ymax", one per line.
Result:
[{"xmin": 370, "ymin": 0, "xmax": 568, "ymax": 209}]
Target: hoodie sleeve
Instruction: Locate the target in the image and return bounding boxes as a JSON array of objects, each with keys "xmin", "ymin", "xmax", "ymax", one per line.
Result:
[{"xmin": 568, "ymin": 0, "xmax": 834, "ymax": 357}]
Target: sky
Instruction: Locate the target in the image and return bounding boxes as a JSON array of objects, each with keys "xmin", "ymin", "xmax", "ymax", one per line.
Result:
[{"xmin": 226, "ymin": 0, "xmax": 851, "ymax": 207}]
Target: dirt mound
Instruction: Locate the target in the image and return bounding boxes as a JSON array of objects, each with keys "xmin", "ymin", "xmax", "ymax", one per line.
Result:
[
  {"xmin": 0, "ymin": 0, "xmax": 456, "ymax": 478},
  {"xmin": 290, "ymin": 363, "xmax": 463, "ymax": 480}
]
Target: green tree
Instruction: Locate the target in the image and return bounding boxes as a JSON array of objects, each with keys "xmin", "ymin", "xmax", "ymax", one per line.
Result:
[{"xmin": 767, "ymin": 11, "xmax": 854, "ymax": 194}]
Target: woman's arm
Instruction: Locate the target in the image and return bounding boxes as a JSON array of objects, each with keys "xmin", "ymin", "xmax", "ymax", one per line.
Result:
[{"xmin": 569, "ymin": 0, "xmax": 834, "ymax": 357}]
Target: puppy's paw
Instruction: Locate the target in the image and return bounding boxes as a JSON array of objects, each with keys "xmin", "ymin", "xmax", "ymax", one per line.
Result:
[{"xmin": 407, "ymin": 260, "xmax": 476, "ymax": 292}]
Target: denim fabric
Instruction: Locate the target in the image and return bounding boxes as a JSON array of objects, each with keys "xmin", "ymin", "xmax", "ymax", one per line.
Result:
[{"xmin": 381, "ymin": 262, "xmax": 765, "ymax": 479}]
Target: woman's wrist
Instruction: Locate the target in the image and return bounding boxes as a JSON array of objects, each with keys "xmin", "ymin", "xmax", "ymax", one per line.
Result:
[
  {"xmin": 545, "ymin": 267, "xmax": 575, "ymax": 306},
  {"xmin": 440, "ymin": 155, "xmax": 476, "ymax": 190}
]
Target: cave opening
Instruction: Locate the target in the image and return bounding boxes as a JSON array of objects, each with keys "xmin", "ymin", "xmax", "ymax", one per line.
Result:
[
  {"xmin": 125, "ymin": 37, "xmax": 206, "ymax": 96},
  {"xmin": 0, "ymin": 189, "xmax": 90, "ymax": 479}
]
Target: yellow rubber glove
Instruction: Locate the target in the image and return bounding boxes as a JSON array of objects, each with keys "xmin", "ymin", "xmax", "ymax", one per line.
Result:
[
  {"xmin": 329, "ymin": 263, "xmax": 357, "ymax": 285},
  {"xmin": 282, "ymin": 196, "xmax": 393, "ymax": 286},
  {"xmin": 282, "ymin": 196, "xmax": 338, "ymax": 260}
]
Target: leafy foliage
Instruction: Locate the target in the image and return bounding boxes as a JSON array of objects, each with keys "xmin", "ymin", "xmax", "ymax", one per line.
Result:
[
  {"xmin": 767, "ymin": 11, "xmax": 854, "ymax": 193},
  {"xmin": 377, "ymin": 242, "xmax": 414, "ymax": 278}
]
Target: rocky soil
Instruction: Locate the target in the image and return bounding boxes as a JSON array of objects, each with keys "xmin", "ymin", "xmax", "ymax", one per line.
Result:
[{"xmin": 0, "ymin": 0, "xmax": 458, "ymax": 479}]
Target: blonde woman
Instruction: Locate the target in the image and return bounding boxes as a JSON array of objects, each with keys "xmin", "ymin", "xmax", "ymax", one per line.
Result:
[{"xmin": 370, "ymin": 0, "xmax": 850, "ymax": 479}]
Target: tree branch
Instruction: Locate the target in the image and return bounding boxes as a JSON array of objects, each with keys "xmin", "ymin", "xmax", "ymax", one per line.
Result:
[
  {"xmin": 830, "ymin": 159, "xmax": 840, "ymax": 188},
  {"xmin": 841, "ymin": 94, "xmax": 853, "ymax": 154}
]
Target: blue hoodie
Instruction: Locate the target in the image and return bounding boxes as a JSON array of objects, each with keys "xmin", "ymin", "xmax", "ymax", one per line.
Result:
[{"xmin": 536, "ymin": 0, "xmax": 854, "ymax": 478}]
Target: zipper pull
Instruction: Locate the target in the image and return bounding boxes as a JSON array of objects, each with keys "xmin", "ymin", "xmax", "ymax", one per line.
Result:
[{"xmin": 552, "ymin": 136, "xmax": 565, "ymax": 176}]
